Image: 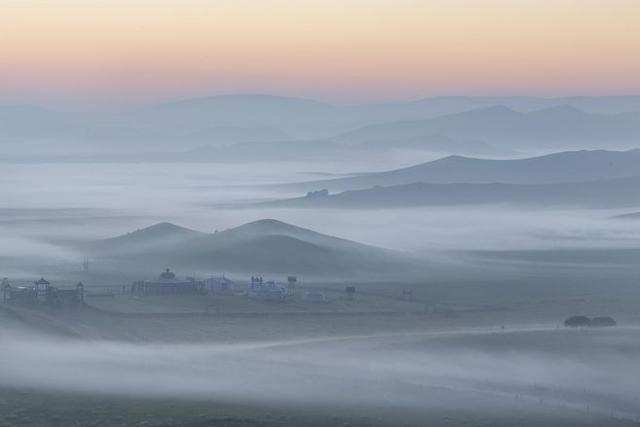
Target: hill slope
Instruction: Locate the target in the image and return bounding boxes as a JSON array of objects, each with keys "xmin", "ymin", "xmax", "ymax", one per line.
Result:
[
  {"xmin": 267, "ymin": 176, "xmax": 640, "ymax": 209},
  {"xmin": 89, "ymin": 222, "xmax": 206, "ymax": 254},
  {"xmin": 88, "ymin": 219, "xmax": 415, "ymax": 277},
  {"xmin": 288, "ymin": 149, "xmax": 640, "ymax": 192}
]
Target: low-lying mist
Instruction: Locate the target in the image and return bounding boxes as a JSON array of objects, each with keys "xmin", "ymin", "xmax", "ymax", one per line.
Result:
[
  {"xmin": 1, "ymin": 327, "xmax": 639, "ymax": 421},
  {"xmin": 3, "ymin": 159, "xmax": 640, "ymax": 283}
]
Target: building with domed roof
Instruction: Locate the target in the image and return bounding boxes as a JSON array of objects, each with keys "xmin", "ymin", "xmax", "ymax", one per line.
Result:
[{"xmin": 131, "ymin": 268, "xmax": 203, "ymax": 295}]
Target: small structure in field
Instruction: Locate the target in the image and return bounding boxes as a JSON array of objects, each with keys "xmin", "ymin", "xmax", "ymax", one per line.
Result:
[
  {"xmin": 3, "ymin": 277, "xmax": 37, "ymax": 306},
  {"xmin": 5, "ymin": 286, "xmax": 37, "ymax": 305},
  {"xmin": 204, "ymin": 275, "xmax": 235, "ymax": 294},
  {"xmin": 132, "ymin": 268, "xmax": 203, "ymax": 295},
  {"xmin": 287, "ymin": 276, "xmax": 297, "ymax": 296},
  {"xmin": 2, "ymin": 278, "xmax": 84, "ymax": 308},
  {"xmin": 303, "ymin": 291, "xmax": 326, "ymax": 303},
  {"xmin": 44, "ymin": 282, "xmax": 85, "ymax": 307},
  {"xmin": 2, "ymin": 278, "xmax": 10, "ymax": 304},
  {"xmin": 34, "ymin": 277, "xmax": 50, "ymax": 302},
  {"xmin": 305, "ymin": 189, "xmax": 329, "ymax": 198},
  {"xmin": 345, "ymin": 286, "xmax": 356, "ymax": 300},
  {"xmin": 248, "ymin": 276, "xmax": 287, "ymax": 301}
]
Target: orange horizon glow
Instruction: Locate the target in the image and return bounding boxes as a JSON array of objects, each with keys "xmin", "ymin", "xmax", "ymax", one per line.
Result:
[{"xmin": 1, "ymin": 0, "xmax": 639, "ymax": 105}]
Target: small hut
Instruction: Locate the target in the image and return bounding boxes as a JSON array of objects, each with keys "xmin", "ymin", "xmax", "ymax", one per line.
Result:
[
  {"xmin": 303, "ymin": 291, "xmax": 326, "ymax": 303},
  {"xmin": 204, "ymin": 275, "xmax": 235, "ymax": 294},
  {"xmin": 248, "ymin": 277, "xmax": 287, "ymax": 301},
  {"xmin": 345, "ymin": 286, "xmax": 356, "ymax": 300}
]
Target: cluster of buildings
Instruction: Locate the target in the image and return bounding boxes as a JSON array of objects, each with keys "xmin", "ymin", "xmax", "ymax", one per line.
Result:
[
  {"xmin": 248, "ymin": 276, "xmax": 288, "ymax": 300},
  {"xmin": 131, "ymin": 268, "xmax": 203, "ymax": 295},
  {"xmin": 2, "ymin": 277, "xmax": 85, "ymax": 308},
  {"xmin": 1, "ymin": 268, "xmax": 336, "ymax": 309},
  {"xmin": 131, "ymin": 269, "xmax": 327, "ymax": 302},
  {"xmin": 130, "ymin": 269, "xmax": 236, "ymax": 296}
]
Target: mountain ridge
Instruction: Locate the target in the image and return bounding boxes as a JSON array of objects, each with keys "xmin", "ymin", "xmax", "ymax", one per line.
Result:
[
  {"xmin": 266, "ymin": 175, "xmax": 640, "ymax": 210},
  {"xmin": 285, "ymin": 149, "xmax": 640, "ymax": 192},
  {"xmin": 338, "ymin": 105, "xmax": 640, "ymax": 149}
]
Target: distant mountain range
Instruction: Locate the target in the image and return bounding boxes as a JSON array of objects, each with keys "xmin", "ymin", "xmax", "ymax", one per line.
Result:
[
  {"xmin": 264, "ymin": 176, "xmax": 640, "ymax": 210},
  {"xmin": 3, "ymin": 94, "xmax": 640, "ymax": 152},
  {"xmin": 0, "ymin": 95, "xmax": 341, "ymax": 146},
  {"xmin": 349, "ymin": 95, "xmax": 640, "ymax": 119},
  {"xmin": 288, "ymin": 149, "xmax": 640, "ymax": 192},
  {"xmin": 87, "ymin": 219, "xmax": 416, "ymax": 277},
  {"xmin": 338, "ymin": 105, "xmax": 640, "ymax": 149}
]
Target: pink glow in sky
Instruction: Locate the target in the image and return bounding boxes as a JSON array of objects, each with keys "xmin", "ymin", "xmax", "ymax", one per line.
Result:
[{"xmin": 1, "ymin": 0, "xmax": 639, "ymax": 105}]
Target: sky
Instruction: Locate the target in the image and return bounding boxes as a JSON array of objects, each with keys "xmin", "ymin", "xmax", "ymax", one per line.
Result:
[{"xmin": 1, "ymin": 0, "xmax": 639, "ymax": 106}]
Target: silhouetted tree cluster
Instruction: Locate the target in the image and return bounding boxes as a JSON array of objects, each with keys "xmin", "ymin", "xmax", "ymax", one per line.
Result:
[{"xmin": 564, "ymin": 315, "xmax": 616, "ymax": 328}]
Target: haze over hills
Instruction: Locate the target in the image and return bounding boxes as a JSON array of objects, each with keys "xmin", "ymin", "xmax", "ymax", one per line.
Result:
[
  {"xmin": 265, "ymin": 176, "xmax": 640, "ymax": 210},
  {"xmin": 120, "ymin": 94, "xmax": 341, "ymax": 136},
  {"xmin": 87, "ymin": 219, "xmax": 417, "ymax": 277},
  {"xmin": 0, "ymin": 94, "xmax": 339, "ymax": 147},
  {"xmin": 339, "ymin": 105, "xmax": 640, "ymax": 149},
  {"xmin": 3, "ymin": 94, "xmax": 640, "ymax": 151},
  {"xmin": 187, "ymin": 125, "xmax": 290, "ymax": 144},
  {"xmin": 352, "ymin": 95, "xmax": 640, "ymax": 120},
  {"xmin": 346, "ymin": 131, "xmax": 504, "ymax": 155},
  {"xmin": 0, "ymin": 105, "xmax": 79, "ymax": 141},
  {"xmin": 287, "ymin": 149, "xmax": 640, "ymax": 192}
]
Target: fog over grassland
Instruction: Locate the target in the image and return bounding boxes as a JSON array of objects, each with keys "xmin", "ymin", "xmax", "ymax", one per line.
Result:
[
  {"xmin": 2, "ymin": 326, "xmax": 640, "ymax": 424},
  {"xmin": 2, "ymin": 94, "xmax": 640, "ymax": 426}
]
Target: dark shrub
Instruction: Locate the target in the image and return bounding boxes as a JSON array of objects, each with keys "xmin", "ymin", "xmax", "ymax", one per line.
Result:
[
  {"xmin": 589, "ymin": 316, "xmax": 616, "ymax": 327},
  {"xmin": 564, "ymin": 315, "xmax": 591, "ymax": 327}
]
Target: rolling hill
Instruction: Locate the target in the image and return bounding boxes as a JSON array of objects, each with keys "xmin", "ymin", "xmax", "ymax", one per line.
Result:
[
  {"xmin": 286, "ymin": 149, "xmax": 640, "ymax": 192},
  {"xmin": 265, "ymin": 176, "xmax": 640, "ymax": 210},
  {"xmin": 88, "ymin": 222, "xmax": 206, "ymax": 254},
  {"xmin": 88, "ymin": 219, "xmax": 416, "ymax": 277}
]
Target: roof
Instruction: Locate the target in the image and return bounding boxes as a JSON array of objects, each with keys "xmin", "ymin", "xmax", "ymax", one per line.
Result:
[
  {"xmin": 159, "ymin": 268, "xmax": 176, "ymax": 280},
  {"xmin": 34, "ymin": 277, "xmax": 50, "ymax": 285}
]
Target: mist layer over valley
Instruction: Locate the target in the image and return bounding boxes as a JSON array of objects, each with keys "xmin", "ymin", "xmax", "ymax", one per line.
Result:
[{"xmin": 3, "ymin": 95, "xmax": 640, "ymax": 427}]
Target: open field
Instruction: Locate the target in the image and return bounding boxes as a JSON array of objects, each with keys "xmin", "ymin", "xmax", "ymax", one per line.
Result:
[
  {"xmin": 1, "ymin": 386, "xmax": 636, "ymax": 427},
  {"xmin": 2, "ymin": 315, "xmax": 640, "ymax": 426},
  {"xmin": 84, "ymin": 290, "xmax": 425, "ymax": 316}
]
